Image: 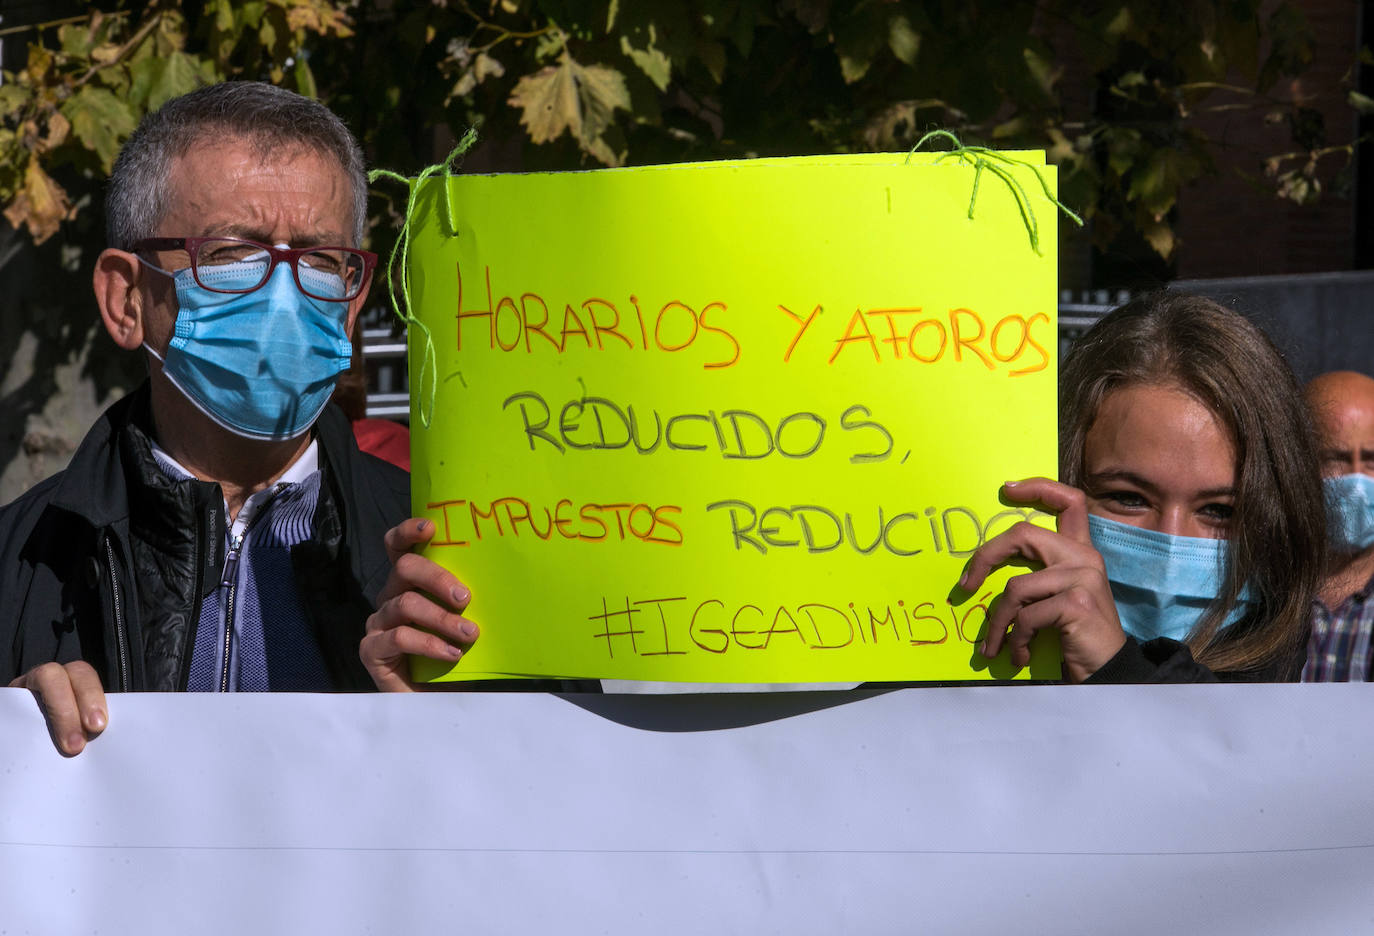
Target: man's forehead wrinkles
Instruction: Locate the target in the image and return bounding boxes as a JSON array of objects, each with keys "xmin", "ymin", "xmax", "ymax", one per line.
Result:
[
  {"xmin": 160, "ymin": 144, "xmax": 353, "ymax": 245},
  {"xmin": 175, "ymin": 209, "xmax": 342, "ymax": 241}
]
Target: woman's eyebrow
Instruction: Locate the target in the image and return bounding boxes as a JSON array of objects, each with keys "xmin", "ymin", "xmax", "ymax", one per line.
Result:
[
  {"xmin": 1083, "ymin": 468, "xmax": 1159, "ymax": 492},
  {"xmin": 1085, "ymin": 469, "xmax": 1236, "ymax": 500}
]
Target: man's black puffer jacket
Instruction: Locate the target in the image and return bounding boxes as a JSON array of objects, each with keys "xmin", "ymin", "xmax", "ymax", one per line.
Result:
[{"xmin": 0, "ymin": 384, "xmax": 406, "ymax": 691}]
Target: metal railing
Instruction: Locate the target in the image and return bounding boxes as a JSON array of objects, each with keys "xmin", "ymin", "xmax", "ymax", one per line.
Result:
[{"xmin": 361, "ymin": 328, "xmax": 410, "ymax": 419}]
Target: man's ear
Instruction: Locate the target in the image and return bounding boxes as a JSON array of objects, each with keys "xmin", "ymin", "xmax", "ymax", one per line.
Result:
[{"xmin": 93, "ymin": 248, "xmax": 146, "ymax": 350}]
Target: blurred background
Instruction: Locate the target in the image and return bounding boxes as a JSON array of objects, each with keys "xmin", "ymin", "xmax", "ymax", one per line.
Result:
[{"xmin": 3, "ymin": 0, "xmax": 1373, "ymax": 500}]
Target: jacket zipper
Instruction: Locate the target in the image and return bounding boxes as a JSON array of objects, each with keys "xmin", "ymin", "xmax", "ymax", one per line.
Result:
[
  {"xmin": 219, "ymin": 533, "xmax": 243, "ymax": 692},
  {"xmin": 217, "ymin": 488, "xmax": 281, "ymax": 692},
  {"xmin": 104, "ymin": 536, "xmax": 130, "ymax": 692}
]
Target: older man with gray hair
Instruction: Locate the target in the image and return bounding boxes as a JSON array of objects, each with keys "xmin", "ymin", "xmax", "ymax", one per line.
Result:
[{"xmin": 0, "ymin": 81, "xmax": 481, "ymax": 753}]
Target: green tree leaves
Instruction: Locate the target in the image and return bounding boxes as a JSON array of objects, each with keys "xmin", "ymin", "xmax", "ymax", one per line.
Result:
[
  {"xmin": 61, "ymin": 88, "xmax": 136, "ymax": 173},
  {"xmin": 128, "ymin": 52, "xmax": 208, "ymax": 113},
  {"xmin": 508, "ymin": 48, "xmax": 631, "ymax": 165},
  {"xmin": 0, "ymin": 0, "xmax": 1358, "ymax": 262},
  {"xmin": 0, "ymin": 1, "xmax": 355, "ymax": 244},
  {"xmin": 3, "ymin": 159, "xmax": 72, "ymax": 244}
]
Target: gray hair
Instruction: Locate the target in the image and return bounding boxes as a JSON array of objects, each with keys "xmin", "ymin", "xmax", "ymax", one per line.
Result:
[{"xmin": 106, "ymin": 81, "xmax": 368, "ymax": 249}]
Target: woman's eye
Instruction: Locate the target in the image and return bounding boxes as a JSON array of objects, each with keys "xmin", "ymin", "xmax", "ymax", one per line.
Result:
[
  {"xmin": 1199, "ymin": 502, "xmax": 1235, "ymax": 523},
  {"xmin": 1102, "ymin": 490, "xmax": 1147, "ymax": 509}
]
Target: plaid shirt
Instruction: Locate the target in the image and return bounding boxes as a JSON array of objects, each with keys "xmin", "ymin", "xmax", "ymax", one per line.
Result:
[{"xmin": 1303, "ymin": 573, "xmax": 1374, "ymax": 681}]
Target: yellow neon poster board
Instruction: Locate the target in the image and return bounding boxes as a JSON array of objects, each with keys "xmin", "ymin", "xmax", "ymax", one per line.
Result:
[{"xmin": 406, "ymin": 152, "xmax": 1061, "ymax": 682}]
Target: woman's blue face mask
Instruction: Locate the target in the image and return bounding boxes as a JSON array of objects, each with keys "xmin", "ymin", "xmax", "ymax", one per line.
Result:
[
  {"xmin": 1087, "ymin": 514, "xmax": 1253, "ymax": 643},
  {"xmin": 141, "ymin": 254, "xmax": 354, "ymax": 440}
]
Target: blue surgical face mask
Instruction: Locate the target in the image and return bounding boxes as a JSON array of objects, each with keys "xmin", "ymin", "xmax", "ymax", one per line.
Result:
[
  {"xmin": 1324, "ymin": 473, "xmax": 1374, "ymax": 554},
  {"xmin": 142, "ymin": 254, "xmax": 354, "ymax": 440},
  {"xmin": 1087, "ymin": 514, "xmax": 1254, "ymax": 643}
]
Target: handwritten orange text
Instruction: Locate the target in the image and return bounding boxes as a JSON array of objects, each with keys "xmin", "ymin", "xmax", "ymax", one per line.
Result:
[
  {"xmin": 781, "ymin": 304, "xmax": 1051, "ymax": 376},
  {"xmin": 455, "ymin": 262, "xmax": 741, "ymax": 368},
  {"xmin": 426, "ymin": 496, "xmax": 684, "ymax": 546}
]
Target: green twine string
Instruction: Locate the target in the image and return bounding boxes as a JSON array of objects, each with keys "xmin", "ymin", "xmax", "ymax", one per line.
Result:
[
  {"xmin": 906, "ymin": 129, "xmax": 1083, "ymax": 256},
  {"xmin": 367, "ymin": 126, "xmax": 479, "ymax": 429}
]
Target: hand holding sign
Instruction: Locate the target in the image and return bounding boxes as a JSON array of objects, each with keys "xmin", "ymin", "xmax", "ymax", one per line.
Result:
[
  {"xmin": 361, "ymin": 518, "xmax": 479, "ymax": 691},
  {"xmin": 962, "ymin": 478, "xmax": 1126, "ymax": 682}
]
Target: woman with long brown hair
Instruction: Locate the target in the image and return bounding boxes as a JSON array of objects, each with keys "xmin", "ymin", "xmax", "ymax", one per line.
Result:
[{"xmin": 964, "ymin": 292, "xmax": 1325, "ymax": 681}]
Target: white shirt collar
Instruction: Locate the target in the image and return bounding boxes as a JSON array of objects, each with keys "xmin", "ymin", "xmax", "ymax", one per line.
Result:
[
  {"xmin": 150, "ymin": 439, "xmax": 319, "ymax": 483},
  {"xmin": 149, "ymin": 439, "xmax": 320, "ymax": 537}
]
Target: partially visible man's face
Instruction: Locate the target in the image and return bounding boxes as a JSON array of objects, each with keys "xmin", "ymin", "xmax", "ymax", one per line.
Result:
[
  {"xmin": 1307, "ymin": 372, "xmax": 1374, "ymax": 478},
  {"xmin": 137, "ymin": 136, "xmax": 359, "ymax": 353}
]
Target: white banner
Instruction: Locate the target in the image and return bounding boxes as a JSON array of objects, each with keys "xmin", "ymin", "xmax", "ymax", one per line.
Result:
[{"xmin": 2, "ymin": 685, "xmax": 1372, "ymax": 934}]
